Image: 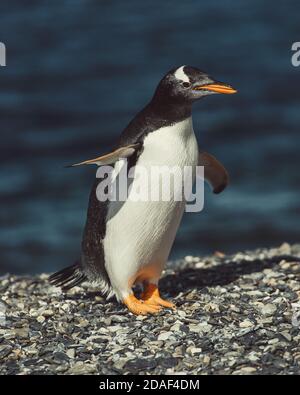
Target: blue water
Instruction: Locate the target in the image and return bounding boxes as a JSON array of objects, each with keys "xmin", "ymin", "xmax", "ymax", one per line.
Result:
[{"xmin": 0, "ymin": 0, "xmax": 300, "ymax": 274}]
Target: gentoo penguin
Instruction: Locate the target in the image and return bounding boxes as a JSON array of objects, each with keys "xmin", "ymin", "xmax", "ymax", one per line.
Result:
[{"xmin": 49, "ymin": 66, "xmax": 237, "ymax": 315}]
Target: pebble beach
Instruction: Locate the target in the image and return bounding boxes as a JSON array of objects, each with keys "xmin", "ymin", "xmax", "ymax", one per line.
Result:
[{"xmin": 1, "ymin": 243, "xmax": 300, "ymax": 375}]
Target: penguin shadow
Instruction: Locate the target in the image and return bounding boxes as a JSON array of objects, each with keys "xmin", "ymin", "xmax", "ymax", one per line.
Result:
[{"xmin": 160, "ymin": 254, "xmax": 300, "ymax": 299}]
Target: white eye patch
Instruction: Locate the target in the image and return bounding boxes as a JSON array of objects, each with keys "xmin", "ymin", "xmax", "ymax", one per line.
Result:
[{"xmin": 174, "ymin": 65, "xmax": 190, "ymax": 83}]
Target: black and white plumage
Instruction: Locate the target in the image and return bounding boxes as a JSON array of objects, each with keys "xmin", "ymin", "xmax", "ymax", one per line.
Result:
[{"xmin": 49, "ymin": 65, "xmax": 236, "ymax": 314}]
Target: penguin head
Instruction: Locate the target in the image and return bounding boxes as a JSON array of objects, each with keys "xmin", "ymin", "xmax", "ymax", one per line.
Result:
[{"xmin": 153, "ymin": 65, "xmax": 237, "ymax": 104}]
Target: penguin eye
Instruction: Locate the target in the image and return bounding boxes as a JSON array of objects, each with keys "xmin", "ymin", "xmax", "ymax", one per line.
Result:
[{"xmin": 182, "ymin": 82, "xmax": 191, "ymax": 88}]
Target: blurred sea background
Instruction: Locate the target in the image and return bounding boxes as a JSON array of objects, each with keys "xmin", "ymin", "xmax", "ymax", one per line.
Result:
[{"xmin": 0, "ymin": 0, "xmax": 299, "ymax": 274}]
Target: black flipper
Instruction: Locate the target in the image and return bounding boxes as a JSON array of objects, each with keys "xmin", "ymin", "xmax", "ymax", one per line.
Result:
[
  {"xmin": 49, "ymin": 262, "xmax": 87, "ymax": 291},
  {"xmin": 66, "ymin": 143, "xmax": 141, "ymax": 167},
  {"xmin": 198, "ymin": 151, "xmax": 229, "ymax": 194}
]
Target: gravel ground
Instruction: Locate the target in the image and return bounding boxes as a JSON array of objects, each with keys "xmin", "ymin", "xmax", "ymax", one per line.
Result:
[{"xmin": 1, "ymin": 243, "xmax": 300, "ymax": 375}]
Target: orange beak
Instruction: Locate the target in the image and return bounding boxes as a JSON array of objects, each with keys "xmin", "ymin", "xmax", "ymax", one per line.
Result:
[{"xmin": 194, "ymin": 83, "xmax": 237, "ymax": 94}]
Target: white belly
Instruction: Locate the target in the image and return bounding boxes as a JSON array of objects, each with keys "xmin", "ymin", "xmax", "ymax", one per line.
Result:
[{"xmin": 103, "ymin": 117, "xmax": 198, "ymax": 300}]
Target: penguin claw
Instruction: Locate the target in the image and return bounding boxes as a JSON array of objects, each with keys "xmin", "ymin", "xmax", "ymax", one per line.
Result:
[
  {"xmin": 123, "ymin": 294, "xmax": 161, "ymax": 315},
  {"xmin": 141, "ymin": 284, "xmax": 175, "ymax": 310},
  {"xmin": 145, "ymin": 297, "xmax": 175, "ymax": 309}
]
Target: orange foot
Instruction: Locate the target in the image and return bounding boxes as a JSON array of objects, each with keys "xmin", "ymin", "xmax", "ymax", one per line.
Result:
[
  {"xmin": 123, "ymin": 294, "xmax": 162, "ymax": 315},
  {"xmin": 141, "ymin": 284, "xmax": 175, "ymax": 309}
]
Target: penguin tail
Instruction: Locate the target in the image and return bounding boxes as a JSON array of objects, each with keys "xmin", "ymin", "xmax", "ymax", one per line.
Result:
[{"xmin": 49, "ymin": 262, "xmax": 87, "ymax": 291}]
